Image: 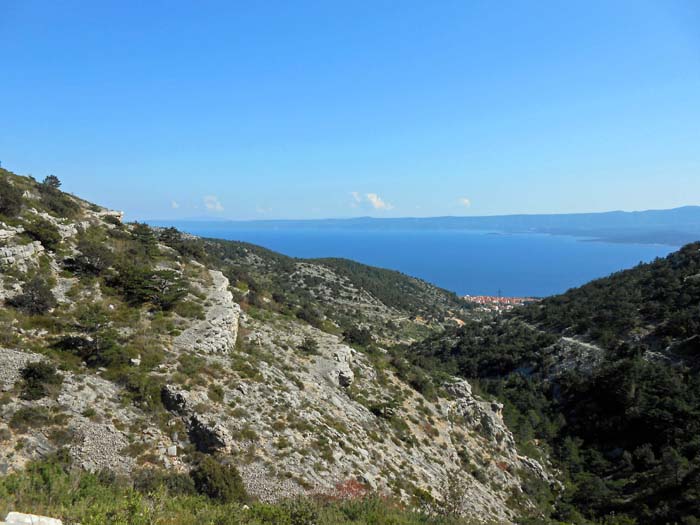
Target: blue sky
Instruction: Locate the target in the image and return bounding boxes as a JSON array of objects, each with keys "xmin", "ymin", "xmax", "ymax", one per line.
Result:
[{"xmin": 1, "ymin": 1, "xmax": 699, "ymax": 220}]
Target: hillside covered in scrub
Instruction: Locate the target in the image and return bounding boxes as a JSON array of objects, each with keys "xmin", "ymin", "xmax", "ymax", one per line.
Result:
[
  {"xmin": 404, "ymin": 244, "xmax": 700, "ymax": 524},
  {"xmin": 0, "ymin": 167, "xmax": 557, "ymax": 524},
  {"xmin": 3, "ymin": 165, "xmax": 698, "ymax": 524}
]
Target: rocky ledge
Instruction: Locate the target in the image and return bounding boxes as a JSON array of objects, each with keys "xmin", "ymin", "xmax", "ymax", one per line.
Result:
[{"xmin": 174, "ymin": 270, "xmax": 241, "ymax": 354}]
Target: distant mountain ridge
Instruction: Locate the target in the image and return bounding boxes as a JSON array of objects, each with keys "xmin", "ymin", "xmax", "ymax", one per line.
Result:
[{"xmin": 150, "ymin": 205, "xmax": 700, "ymax": 246}]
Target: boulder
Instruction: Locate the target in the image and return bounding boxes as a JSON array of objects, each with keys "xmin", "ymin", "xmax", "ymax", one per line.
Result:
[
  {"xmin": 4, "ymin": 512, "xmax": 62, "ymax": 525},
  {"xmin": 338, "ymin": 367, "xmax": 354, "ymax": 388},
  {"xmin": 189, "ymin": 414, "xmax": 233, "ymax": 453}
]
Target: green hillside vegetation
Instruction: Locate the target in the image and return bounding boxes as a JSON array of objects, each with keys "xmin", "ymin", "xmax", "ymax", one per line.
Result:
[
  {"xmin": 0, "ymin": 454, "xmax": 485, "ymax": 525},
  {"xmin": 519, "ymin": 242, "xmax": 700, "ymax": 357},
  {"xmin": 405, "ymin": 244, "xmax": 700, "ymax": 524},
  {"xmin": 312, "ymin": 257, "xmax": 466, "ymax": 316}
]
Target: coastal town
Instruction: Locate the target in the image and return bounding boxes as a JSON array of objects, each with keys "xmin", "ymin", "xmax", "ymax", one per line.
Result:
[{"xmin": 463, "ymin": 294, "xmax": 539, "ymax": 312}]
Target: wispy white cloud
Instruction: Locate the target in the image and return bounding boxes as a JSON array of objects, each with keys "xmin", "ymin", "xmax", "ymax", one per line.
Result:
[
  {"xmin": 350, "ymin": 191, "xmax": 361, "ymax": 208},
  {"xmin": 171, "ymin": 200, "xmax": 180, "ymax": 209},
  {"xmin": 457, "ymin": 197, "xmax": 471, "ymax": 207},
  {"xmin": 203, "ymin": 195, "xmax": 224, "ymax": 212},
  {"xmin": 366, "ymin": 193, "xmax": 393, "ymax": 210},
  {"xmin": 256, "ymin": 206, "xmax": 272, "ymax": 214}
]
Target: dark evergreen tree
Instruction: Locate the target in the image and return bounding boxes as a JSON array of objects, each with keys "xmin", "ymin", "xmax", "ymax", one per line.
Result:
[
  {"xmin": 9, "ymin": 275, "xmax": 57, "ymax": 315},
  {"xmin": 0, "ymin": 176, "xmax": 23, "ymax": 217}
]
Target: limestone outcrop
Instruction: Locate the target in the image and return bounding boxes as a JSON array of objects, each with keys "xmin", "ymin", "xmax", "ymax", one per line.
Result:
[
  {"xmin": 174, "ymin": 270, "xmax": 241, "ymax": 354},
  {"xmin": 3, "ymin": 511, "xmax": 62, "ymax": 525},
  {"xmin": 0, "ymin": 241, "xmax": 44, "ymax": 270}
]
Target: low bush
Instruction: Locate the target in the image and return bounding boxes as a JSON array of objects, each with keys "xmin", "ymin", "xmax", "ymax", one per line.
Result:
[
  {"xmin": 24, "ymin": 217, "xmax": 61, "ymax": 250},
  {"xmin": 189, "ymin": 455, "xmax": 248, "ymax": 503},
  {"xmin": 343, "ymin": 326, "xmax": 373, "ymax": 347},
  {"xmin": 0, "ymin": 176, "xmax": 23, "ymax": 217},
  {"xmin": 68, "ymin": 227, "xmax": 114, "ymax": 275},
  {"xmin": 9, "ymin": 406, "xmax": 53, "ymax": 431},
  {"xmin": 298, "ymin": 336, "xmax": 319, "ymax": 354},
  {"xmin": 8, "ymin": 275, "xmax": 57, "ymax": 315},
  {"xmin": 132, "ymin": 468, "xmax": 196, "ymax": 496},
  {"xmin": 111, "ymin": 264, "xmax": 187, "ymax": 310},
  {"xmin": 173, "ymin": 299, "xmax": 206, "ymax": 320},
  {"xmin": 19, "ymin": 361, "xmax": 63, "ymax": 400}
]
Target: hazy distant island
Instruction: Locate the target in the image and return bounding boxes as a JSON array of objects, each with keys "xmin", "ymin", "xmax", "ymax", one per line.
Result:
[{"xmin": 150, "ymin": 205, "xmax": 700, "ymax": 246}]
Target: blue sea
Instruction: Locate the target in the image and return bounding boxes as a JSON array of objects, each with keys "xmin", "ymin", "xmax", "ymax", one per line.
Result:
[{"xmin": 167, "ymin": 225, "xmax": 674, "ymax": 297}]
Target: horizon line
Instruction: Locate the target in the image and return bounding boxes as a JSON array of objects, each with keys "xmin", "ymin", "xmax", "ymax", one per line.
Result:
[{"xmin": 140, "ymin": 204, "xmax": 700, "ymax": 224}]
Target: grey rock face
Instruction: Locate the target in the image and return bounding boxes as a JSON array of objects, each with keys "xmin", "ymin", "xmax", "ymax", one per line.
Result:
[
  {"xmin": 444, "ymin": 378, "xmax": 473, "ymax": 399},
  {"xmin": 332, "ymin": 346, "xmax": 355, "ymax": 387},
  {"xmin": 162, "ymin": 385, "xmax": 233, "ymax": 453},
  {"xmin": 189, "ymin": 414, "xmax": 234, "ymax": 453},
  {"xmin": 174, "ymin": 270, "xmax": 241, "ymax": 354},
  {"xmin": 0, "ymin": 241, "xmax": 44, "ymax": 270},
  {"xmin": 546, "ymin": 336, "xmax": 606, "ymax": 377},
  {"xmin": 446, "ymin": 379, "xmax": 516, "ymax": 452},
  {"xmin": 337, "ymin": 368, "xmax": 354, "ymax": 388},
  {"xmin": 161, "ymin": 385, "xmax": 193, "ymax": 415}
]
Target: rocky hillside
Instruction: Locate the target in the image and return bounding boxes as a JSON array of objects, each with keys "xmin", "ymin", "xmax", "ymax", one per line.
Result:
[
  {"xmin": 197, "ymin": 235, "xmax": 471, "ymax": 345},
  {"xmin": 0, "ymin": 168, "xmax": 554, "ymax": 523}
]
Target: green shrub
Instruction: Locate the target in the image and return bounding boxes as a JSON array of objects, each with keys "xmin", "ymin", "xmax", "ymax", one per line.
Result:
[
  {"xmin": 9, "ymin": 406, "xmax": 53, "ymax": 431},
  {"xmin": 132, "ymin": 468, "xmax": 197, "ymax": 496},
  {"xmin": 298, "ymin": 336, "xmax": 319, "ymax": 354},
  {"xmin": 69, "ymin": 227, "xmax": 114, "ymax": 275},
  {"xmin": 111, "ymin": 264, "xmax": 187, "ymax": 310},
  {"xmin": 158, "ymin": 227, "xmax": 207, "ymax": 259},
  {"xmin": 173, "ymin": 299, "xmax": 205, "ymax": 320},
  {"xmin": 344, "ymin": 326, "xmax": 372, "ymax": 347},
  {"xmin": 208, "ymin": 384, "xmax": 225, "ymax": 403},
  {"xmin": 53, "ymin": 329, "xmax": 125, "ymax": 369},
  {"xmin": 117, "ymin": 371, "xmax": 164, "ymax": 413},
  {"xmin": 8, "ymin": 275, "xmax": 57, "ymax": 314},
  {"xmin": 296, "ymin": 304, "xmax": 323, "ymax": 327},
  {"xmin": 0, "ymin": 457, "xmax": 483, "ymax": 524},
  {"xmin": 19, "ymin": 361, "xmax": 63, "ymax": 400},
  {"xmin": 190, "ymin": 455, "xmax": 248, "ymax": 503},
  {"xmin": 130, "ymin": 222, "xmax": 159, "ymax": 257},
  {"xmin": 41, "ymin": 175, "xmax": 61, "ymax": 191},
  {"xmin": 24, "ymin": 217, "xmax": 61, "ymax": 250},
  {"xmin": 149, "ymin": 270, "xmax": 188, "ymax": 310},
  {"xmin": 282, "ymin": 498, "xmax": 319, "ymax": 525},
  {"xmin": 0, "ymin": 176, "xmax": 23, "ymax": 217}
]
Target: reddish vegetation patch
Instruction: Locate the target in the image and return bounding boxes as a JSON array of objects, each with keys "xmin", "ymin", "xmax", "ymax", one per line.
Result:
[
  {"xmin": 332, "ymin": 479, "xmax": 370, "ymax": 500},
  {"xmin": 495, "ymin": 461, "xmax": 509, "ymax": 472}
]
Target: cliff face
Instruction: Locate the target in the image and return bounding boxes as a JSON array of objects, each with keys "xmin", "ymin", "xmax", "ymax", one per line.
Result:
[{"xmin": 0, "ymin": 169, "xmax": 554, "ymax": 522}]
